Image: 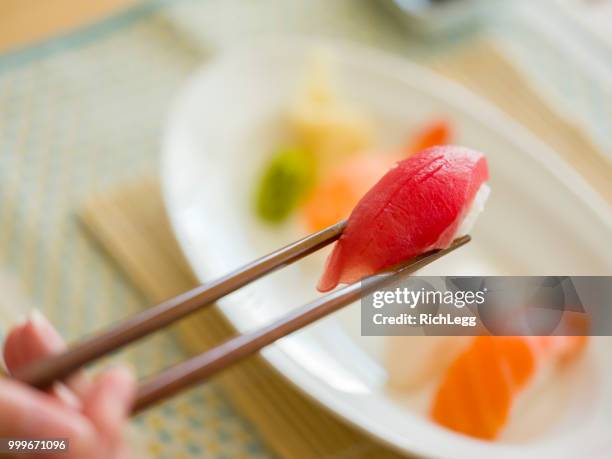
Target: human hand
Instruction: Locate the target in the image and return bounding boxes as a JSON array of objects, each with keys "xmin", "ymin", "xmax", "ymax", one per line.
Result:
[{"xmin": 1, "ymin": 311, "xmax": 135, "ymax": 459}]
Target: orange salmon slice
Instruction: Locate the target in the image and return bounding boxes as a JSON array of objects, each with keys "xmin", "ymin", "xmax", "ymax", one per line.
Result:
[{"xmin": 430, "ymin": 334, "xmax": 587, "ymax": 440}]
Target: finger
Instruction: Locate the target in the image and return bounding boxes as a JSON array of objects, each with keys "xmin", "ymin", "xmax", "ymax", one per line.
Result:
[
  {"xmin": 0, "ymin": 378, "xmax": 98, "ymax": 459},
  {"xmin": 3, "ymin": 310, "xmax": 91, "ymax": 399},
  {"xmin": 111, "ymin": 441, "xmax": 132, "ymax": 459},
  {"xmin": 82, "ymin": 366, "xmax": 135, "ymax": 451},
  {"xmin": 3, "ymin": 321, "xmax": 29, "ymax": 372},
  {"xmin": 3, "ymin": 310, "xmax": 65, "ymax": 371}
]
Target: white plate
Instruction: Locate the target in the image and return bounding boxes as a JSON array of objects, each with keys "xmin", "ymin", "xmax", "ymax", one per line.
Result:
[{"xmin": 161, "ymin": 40, "xmax": 612, "ymax": 458}]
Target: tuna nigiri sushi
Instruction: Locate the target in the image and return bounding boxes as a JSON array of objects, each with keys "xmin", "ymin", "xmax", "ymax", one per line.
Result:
[{"xmin": 318, "ymin": 145, "xmax": 490, "ymax": 292}]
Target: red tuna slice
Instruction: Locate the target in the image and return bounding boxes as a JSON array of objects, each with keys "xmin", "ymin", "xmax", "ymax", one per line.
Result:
[{"xmin": 317, "ymin": 145, "xmax": 489, "ymax": 292}]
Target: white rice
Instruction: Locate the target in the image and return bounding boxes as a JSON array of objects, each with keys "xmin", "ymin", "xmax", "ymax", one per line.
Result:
[{"xmin": 457, "ymin": 183, "xmax": 490, "ymax": 236}]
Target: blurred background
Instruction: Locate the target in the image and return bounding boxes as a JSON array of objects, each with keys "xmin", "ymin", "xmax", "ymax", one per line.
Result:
[{"xmin": 0, "ymin": 0, "xmax": 611, "ymax": 458}]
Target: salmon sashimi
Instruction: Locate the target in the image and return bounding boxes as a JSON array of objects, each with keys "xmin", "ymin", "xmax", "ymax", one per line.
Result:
[
  {"xmin": 301, "ymin": 155, "xmax": 395, "ymax": 233},
  {"xmin": 404, "ymin": 119, "xmax": 452, "ymax": 156},
  {"xmin": 318, "ymin": 145, "xmax": 489, "ymax": 292},
  {"xmin": 431, "ymin": 333, "xmax": 587, "ymax": 440}
]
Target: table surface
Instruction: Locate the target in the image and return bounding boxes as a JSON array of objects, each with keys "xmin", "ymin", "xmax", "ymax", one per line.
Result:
[{"xmin": 0, "ymin": 0, "xmax": 135, "ymax": 53}]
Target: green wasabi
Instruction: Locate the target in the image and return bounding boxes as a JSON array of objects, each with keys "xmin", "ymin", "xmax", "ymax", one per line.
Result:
[{"xmin": 255, "ymin": 147, "xmax": 316, "ymax": 223}]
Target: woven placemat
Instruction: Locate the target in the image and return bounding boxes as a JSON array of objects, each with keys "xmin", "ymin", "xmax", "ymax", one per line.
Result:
[
  {"xmin": 82, "ymin": 177, "xmax": 402, "ymax": 459},
  {"xmin": 80, "ymin": 42, "xmax": 609, "ymax": 459}
]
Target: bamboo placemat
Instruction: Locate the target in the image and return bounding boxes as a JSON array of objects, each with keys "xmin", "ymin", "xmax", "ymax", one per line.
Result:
[
  {"xmin": 80, "ymin": 42, "xmax": 609, "ymax": 459},
  {"xmin": 82, "ymin": 177, "xmax": 401, "ymax": 459}
]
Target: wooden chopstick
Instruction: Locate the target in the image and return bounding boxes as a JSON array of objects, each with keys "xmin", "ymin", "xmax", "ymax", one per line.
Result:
[
  {"xmin": 13, "ymin": 220, "xmax": 347, "ymax": 389},
  {"xmin": 132, "ymin": 235, "xmax": 471, "ymax": 414}
]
